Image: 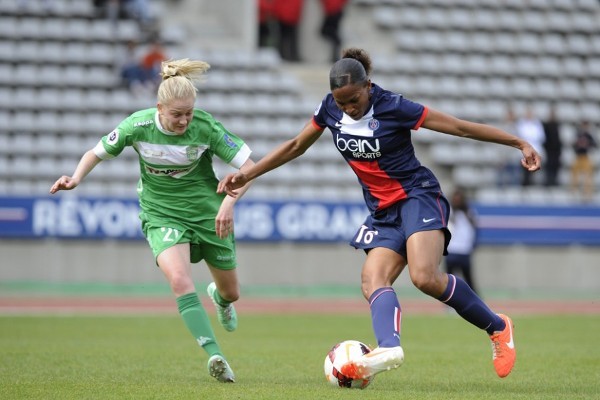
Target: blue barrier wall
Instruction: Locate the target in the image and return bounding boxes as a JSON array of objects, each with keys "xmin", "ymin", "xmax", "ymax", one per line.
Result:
[{"xmin": 1, "ymin": 196, "xmax": 599, "ymax": 246}]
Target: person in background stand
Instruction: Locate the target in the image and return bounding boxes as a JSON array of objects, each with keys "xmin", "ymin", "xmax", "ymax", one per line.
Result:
[
  {"xmin": 542, "ymin": 106, "xmax": 562, "ymax": 187},
  {"xmin": 496, "ymin": 108, "xmax": 521, "ymax": 187},
  {"xmin": 258, "ymin": 0, "xmax": 276, "ymax": 48},
  {"xmin": 445, "ymin": 188, "xmax": 479, "ymax": 295},
  {"xmin": 516, "ymin": 107, "xmax": 545, "ymax": 186},
  {"xmin": 139, "ymin": 37, "xmax": 168, "ymax": 89},
  {"xmin": 570, "ymin": 120, "xmax": 597, "ymax": 202},
  {"xmin": 273, "ymin": 0, "xmax": 304, "ymax": 62},
  {"xmin": 319, "ymin": 0, "xmax": 348, "ymax": 63}
]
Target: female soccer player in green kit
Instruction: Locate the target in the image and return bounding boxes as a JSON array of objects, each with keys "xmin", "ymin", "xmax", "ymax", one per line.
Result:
[{"xmin": 50, "ymin": 58, "xmax": 255, "ymax": 383}]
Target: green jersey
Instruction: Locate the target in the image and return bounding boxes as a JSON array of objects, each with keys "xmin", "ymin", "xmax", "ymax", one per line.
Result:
[{"xmin": 93, "ymin": 108, "xmax": 251, "ymax": 228}]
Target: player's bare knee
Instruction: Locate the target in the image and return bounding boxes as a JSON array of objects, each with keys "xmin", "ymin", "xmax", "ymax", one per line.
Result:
[
  {"xmin": 360, "ymin": 273, "xmax": 379, "ymax": 299},
  {"xmin": 410, "ymin": 270, "xmax": 444, "ymax": 297},
  {"xmin": 168, "ymin": 273, "xmax": 195, "ymax": 296}
]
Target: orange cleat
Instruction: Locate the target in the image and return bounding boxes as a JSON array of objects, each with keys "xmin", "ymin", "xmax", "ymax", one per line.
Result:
[
  {"xmin": 490, "ymin": 314, "xmax": 516, "ymax": 378},
  {"xmin": 340, "ymin": 346, "xmax": 404, "ymax": 380}
]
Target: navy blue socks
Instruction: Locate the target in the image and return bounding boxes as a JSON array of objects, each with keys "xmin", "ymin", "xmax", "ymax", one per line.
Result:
[
  {"xmin": 369, "ymin": 287, "xmax": 402, "ymax": 348},
  {"xmin": 439, "ymin": 274, "xmax": 505, "ymax": 334}
]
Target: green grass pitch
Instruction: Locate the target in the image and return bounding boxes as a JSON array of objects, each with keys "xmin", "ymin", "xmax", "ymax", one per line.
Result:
[{"xmin": 1, "ymin": 313, "xmax": 598, "ymax": 399}]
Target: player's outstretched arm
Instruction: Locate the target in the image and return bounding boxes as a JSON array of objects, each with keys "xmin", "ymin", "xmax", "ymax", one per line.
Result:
[
  {"xmin": 422, "ymin": 108, "xmax": 542, "ymax": 172},
  {"xmin": 49, "ymin": 150, "xmax": 103, "ymax": 194},
  {"xmin": 217, "ymin": 121, "xmax": 323, "ymax": 197}
]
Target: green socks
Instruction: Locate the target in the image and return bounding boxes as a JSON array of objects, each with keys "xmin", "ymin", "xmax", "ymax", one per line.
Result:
[
  {"xmin": 176, "ymin": 292, "xmax": 221, "ymax": 357},
  {"xmin": 212, "ymin": 287, "xmax": 232, "ymax": 307}
]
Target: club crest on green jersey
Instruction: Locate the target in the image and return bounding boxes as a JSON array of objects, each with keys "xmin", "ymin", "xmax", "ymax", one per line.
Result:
[{"xmin": 186, "ymin": 146, "xmax": 199, "ymax": 161}]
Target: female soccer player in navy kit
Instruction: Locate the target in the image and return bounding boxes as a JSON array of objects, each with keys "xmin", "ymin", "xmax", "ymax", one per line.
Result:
[{"xmin": 218, "ymin": 48, "xmax": 541, "ymax": 380}]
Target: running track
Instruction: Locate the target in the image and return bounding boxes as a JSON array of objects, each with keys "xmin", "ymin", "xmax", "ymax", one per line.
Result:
[{"xmin": 0, "ymin": 297, "xmax": 598, "ymax": 315}]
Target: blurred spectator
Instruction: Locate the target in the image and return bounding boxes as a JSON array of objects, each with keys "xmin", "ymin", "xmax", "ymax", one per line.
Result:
[
  {"xmin": 123, "ymin": 0, "xmax": 153, "ymax": 26},
  {"xmin": 516, "ymin": 107, "xmax": 545, "ymax": 186},
  {"xmin": 93, "ymin": 0, "xmax": 152, "ymax": 26},
  {"xmin": 273, "ymin": 0, "xmax": 304, "ymax": 62},
  {"xmin": 257, "ymin": 0, "xmax": 347, "ymax": 63},
  {"xmin": 542, "ymin": 106, "xmax": 562, "ymax": 187},
  {"xmin": 319, "ymin": 0, "xmax": 349, "ymax": 63},
  {"xmin": 570, "ymin": 121, "xmax": 597, "ymax": 202},
  {"xmin": 139, "ymin": 38, "xmax": 168, "ymax": 89},
  {"xmin": 115, "ymin": 38, "xmax": 166, "ymax": 96},
  {"xmin": 496, "ymin": 108, "xmax": 521, "ymax": 187},
  {"xmin": 93, "ymin": 0, "xmax": 125, "ymax": 23},
  {"xmin": 445, "ymin": 188, "xmax": 479, "ymax": 295},
  {"xmin": 116, "ymin": 40, "xmax": 149, "ymax": 95},
  {"xmin": 258, "ymin": 0, "xmax": 276, "ymax": 48}
]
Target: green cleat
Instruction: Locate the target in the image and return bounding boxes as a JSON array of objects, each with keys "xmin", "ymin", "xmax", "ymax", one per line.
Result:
[
  {"xmin": 207, "ymin": 282, "xmax": 238, "ymax": 332},
  {"xmin": 207, "ymin": 354, "xmax": 235, "ymax": 383}
]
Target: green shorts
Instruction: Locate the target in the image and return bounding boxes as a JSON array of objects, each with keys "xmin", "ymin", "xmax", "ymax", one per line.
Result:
[{"xmin": 143, "ymin": 221, "xmax": 237, "ymax": 270}]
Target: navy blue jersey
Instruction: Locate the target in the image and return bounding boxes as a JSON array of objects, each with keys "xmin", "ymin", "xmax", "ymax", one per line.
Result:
[{"xmin": 312, "ymin": 83, "xmax": 441, "ymax": 213}]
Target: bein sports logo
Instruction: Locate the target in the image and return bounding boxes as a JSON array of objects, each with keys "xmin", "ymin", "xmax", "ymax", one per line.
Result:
[{"xmin": 335, "ymin": 133, "xmax": 381, "ymax": 159}]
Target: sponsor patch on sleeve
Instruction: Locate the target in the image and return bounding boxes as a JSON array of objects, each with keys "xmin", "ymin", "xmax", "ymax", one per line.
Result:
[
  {"xmin": 107, "ymin": 129, "xmax": 119, "ymax": 145},
  {"xmin": 223, "ymin": 133, "xmax": 238, "ymax": 149}
]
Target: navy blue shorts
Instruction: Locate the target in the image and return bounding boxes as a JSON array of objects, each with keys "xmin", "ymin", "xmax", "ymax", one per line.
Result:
[{"xmin": 350, "ymin": 190, "xmax": 451, "ymax": 258}]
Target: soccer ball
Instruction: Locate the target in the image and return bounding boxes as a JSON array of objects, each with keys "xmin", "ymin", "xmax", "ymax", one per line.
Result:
[{"xmin": 324, "ymin": 340, "xmax": 374, "ymax": 389}]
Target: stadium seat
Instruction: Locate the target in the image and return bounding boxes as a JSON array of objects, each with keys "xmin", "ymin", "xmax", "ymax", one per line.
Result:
[
  {"xmin": 0, "ymin": 18, "xmax": 17, "ymax": 39},
  {"xmin": 17, "ymin": 18, "xmax": 44, "ymax": 40},
  {"xmin": 486, "ymin": 77, "xmax": 511, "ymax": 99},
  {"xmin": 533, "ymin": 78, "xmax": 558, "ymax": 99},
  {"xmin": 114, "ymin": 20, "xmax": 141, "ymax": 43},
  {"xmin": 569, "ymin": 11, "xmax": 597, "ymax": 33},
  {"xmin": 88, "ymin": 90, "xmax": 115, "ymax": 112},
  {"xmin": 557, "ymin": 79, "xmax": 583, "ymax": 100},
  {"xmin": 38, "ymin": 42, "xmax": 65, "ymax": 65},
  {"xmin": 536, "ymin": 56, "xmax": 564, "ymax": 78},
  {"xmin": 471, "ymin": 9, "xmax": 500, "ymax": 32},
  {"xmin": 562, "ymin": 57, "xmax": 587, "ymax": 79},
  {"xmin": 36, "ymin": 111, "xmax": 61, "ymax": 133},
  {"xmin": 15, "ymin": 41, "xmax": 40, "ymax": 63},
  {"xmin": 582, "ymin": 80, "xmax": 600, "ymax": 101},
  {"xmin": 58, "ymin": 89, "xmax": 86, "ymax": 112},
  {"xmin": 567, "ymin": 35, "xmax": 592, "ymax": 56},
  {"xmin": 36, "ymin": 65, "xmax": 62, "ymax": 88},
  {"xmin": 462, "ymin": 54, "xmax": 489, "ymax": 77},
  {"xmin": 10, "ymin": 180, "xmax": 36, "ymax": 196},
  {"xmin": 580, "ymin": 103, "xmax": 600, "ymax": 122},
  {"xmin": 42, "ymin": 18, "xmax": 68, "ymax": 41},
  {"xmin": 0, "ymin": 41, "xmax": 15, "ymax": 63},
  {"xmin": 510, "ymin": 77, "xmax": 535, "ymax": 100},
  {"xmin": 11, "ymin": 112, "xmax": 37, "ymax": 133},
  {"xmin": 462, "ymin": 76, "xmax": 487, "ymax": 99},
  {"xmin": 519, "ymin": 11, "xmax": 549, "ymax": 33},
  {"xmin": 63, "ymin": 43, "xmax": 89, "ymax": 65},
  {"xmin": 12, "ymin": 88, "xmax": 37, "ymax": 110},
  {"xmin": 37, "ymin": 134, "xmax": 60, "ymax": 156},
  {"xmin": 542, "ymin": 34, "xmax": 567, "ymax": 55},
  {"xmin": 545, "ymin": 10, "xmax": 573, "ymax": 33}
]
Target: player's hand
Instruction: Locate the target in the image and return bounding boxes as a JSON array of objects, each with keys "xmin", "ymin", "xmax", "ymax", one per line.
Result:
[
  {"xmin": 217, "ymin": 173, "xmax": 248, "ymax": 198},
  {"xmin": 520, "ymin": 143, "xmax": 542, "ymax": 172},
  {"xmin": 215, "ymin": 204, "xmax": 234, "ymax": 239},
  {"xmin": 49, "ymin": 176, "xmax": 79, "ymax": 194}
]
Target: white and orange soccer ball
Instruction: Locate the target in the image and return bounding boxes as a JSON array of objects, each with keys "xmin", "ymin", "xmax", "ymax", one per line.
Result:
[{"xmin": 324, "ymin": 340, "xmax": 374, "ymax": 389}]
